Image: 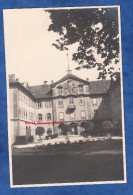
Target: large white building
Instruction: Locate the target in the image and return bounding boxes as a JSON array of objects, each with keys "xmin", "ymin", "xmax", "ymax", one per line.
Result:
[{"xmin": 9, "ymin": 70, "xmax": 112, "ymax": 144}]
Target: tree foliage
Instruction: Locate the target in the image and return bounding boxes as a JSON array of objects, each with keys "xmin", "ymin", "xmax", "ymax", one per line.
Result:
[
  {"xmin": 47, "ymin": 8, "xmax": 120, "ymax": 79},
  {"xmin": 36, "ymin": 126, "xmax": 45, "ymax": 140},
  {"xmin": 102, "ymin": 121, "xmax": 113, "ymax": 135},
  {"xmin": 47, "ymin": 128, "xmax": 52, "ymax": 135},
  {"xmin": 81, "ymin": 121, "xmax": 94, "ymax": 135},
  {"xmin": 61, "ymin": 124, "xmax": 71, "ymax": 135}
]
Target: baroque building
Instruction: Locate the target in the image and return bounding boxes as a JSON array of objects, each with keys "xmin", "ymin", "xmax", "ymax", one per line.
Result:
[{"xmin": 9, "ymin": 69, "xmax": 122, "ymax": 144}]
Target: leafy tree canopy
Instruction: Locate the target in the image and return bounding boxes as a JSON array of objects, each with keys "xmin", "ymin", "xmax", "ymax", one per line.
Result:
[
  {"xmin": 36, "ymin": 126, "xmax": 45, "ymax": 138},
  {"xmin": 46, "ymin": 8, "xmax": 120, "ymax": 79}
]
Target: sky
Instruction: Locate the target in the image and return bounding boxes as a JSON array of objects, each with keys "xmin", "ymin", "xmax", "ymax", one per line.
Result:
[{"xmin": 3, "ymin": 7, "xmax": 119, "ymax": 86}]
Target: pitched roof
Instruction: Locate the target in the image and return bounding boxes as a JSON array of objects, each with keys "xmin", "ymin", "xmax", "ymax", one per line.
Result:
[
  {"xmin": 89, "ymin": 80, "xmax": 111, "ymax": 95},
  {"xmin": 29, "ymin": 84, "xmax": 52, "ymax": 99},
  {"xmin": 9, "ymin": 74, "xmax": 111, "ymax": 99},
  {"xmin": 52, "ymin": 73, "xmax": 89, "ymax": 87}
]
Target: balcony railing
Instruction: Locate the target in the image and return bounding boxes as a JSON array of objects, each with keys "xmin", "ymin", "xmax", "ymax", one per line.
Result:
[{"xmin": 66, "ymin": 104, "xmax": 76, "ymax": 114}]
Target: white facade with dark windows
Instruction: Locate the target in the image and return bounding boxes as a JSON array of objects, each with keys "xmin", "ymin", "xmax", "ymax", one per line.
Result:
[{"xmin": 9, "ymin": 69, "xmax": 121, "ymax": 144}]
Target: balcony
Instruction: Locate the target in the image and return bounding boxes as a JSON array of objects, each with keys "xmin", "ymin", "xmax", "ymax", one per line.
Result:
[{"xmin": 66, "ymin": 104, "xmax": 76, "ymax": 114}]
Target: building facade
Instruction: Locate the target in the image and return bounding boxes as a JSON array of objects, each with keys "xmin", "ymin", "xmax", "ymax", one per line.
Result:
[{"xmin": 9, "ymin": 70, "xmax": 122, "ymax": 144}]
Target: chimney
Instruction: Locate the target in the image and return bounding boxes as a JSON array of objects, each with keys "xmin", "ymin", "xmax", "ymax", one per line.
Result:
[
  {"xmin": 11, "ymin": 74, "xmax": 15, "ymax": 80},
  {"xmin": 16, "ymin": 78, "xmax": 19, "ymax": 82},
  {"xmin": 86, "ymin": 78, "xmax": 89, "ymax": 82},
  {"xmin": 44, "ymin": 81, "xmax": 47, "ymax": 85},
  {"xmin": 51, "ymin": 80, "xmax": 54, "ymax": 84}
]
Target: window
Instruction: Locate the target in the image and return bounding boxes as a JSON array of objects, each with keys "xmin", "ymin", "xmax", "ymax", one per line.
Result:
[
  {"xmin": 59, "ymin": 112, "xmax": 64, "ymax": 120},
  {"xmin": 81, "ymin": 110, "xmax": 86, "ymax": 119},
  {"xmin": 45, "ymin": 101, "xmax": 52, "ymax": 108},
  {"xmin": 80, "ymin": 97, "xmax": 85, "ymax": 105},
  {"xmin": 19, "ymin": 107, "xmax": 21, "ymax": 117},
  {"xmin": 58, "ymin": 99, "xmax": 64, "ymax": 107},
  {"xmin": 70, "ymin": 112, "xmax": 75, "ymax": 119},
  {"xmin": 19, "ymin": 91, "xmax": 21, "ymax": 99},
  {"xmin": 58, "ymin": 87, "xmax": 62, "ymax": 95},
  {"xmin": 94, "ymin": 110, "xmax": 97, "ymax": 115},
  {"xmin": 28, "ymin": 98, "xmax": 30, "ymax": 105},
  {"xmin": 38, "ymin": 114, "xmax": 42, "ymax": 121},
  {"xmin": 79, "ymin": 85, "xmax": 83, "ymax": 93},
  {"xmin": 92, "ymin": 98, "xmax": 97, "ymax": 105},
  {"xmin": 38, "ymin": 102, "xmax": 42, "ymax": 108},
  {"xmin": 31, "ymin": 113, "xmax": 33, "ymax": 120},
  {"xmin": 69, "ymin": 97, "xmax": 74, "ymax": 104},
  {"xmin": 26, "ymin": 110, "xmax": 27, "ymax": 119},
  {"xmin": 22, "ymin": 108, "xmax": 23, "ymax": 118},
  {"xmin": 24, "ymin": 109, "xmax": 25, "ymax": 118},
  {"xmin": 47, "ymin": 113, "xmax": 51, "ymax": 121}
]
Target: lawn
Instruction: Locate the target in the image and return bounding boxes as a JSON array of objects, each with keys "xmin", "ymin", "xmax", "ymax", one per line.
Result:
[{"xmin": 12, "ymin": 139, "xmax": 124, "ymax": 185}]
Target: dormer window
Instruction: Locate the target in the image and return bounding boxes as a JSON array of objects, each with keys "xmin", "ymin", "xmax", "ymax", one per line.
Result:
[
  {"xmin": 57, "ymin": 86, "xmax": 62, "ymax": 95},
  {"xmin": 38, "ymin": 102, "xmax": 42, "ymax": 108},
  {"xmin": 78, "ymin": 85, "xmax": 84, "ymax": 93}
]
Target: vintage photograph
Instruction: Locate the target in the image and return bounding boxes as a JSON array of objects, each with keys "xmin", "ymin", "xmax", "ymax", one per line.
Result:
[{"xmin": 3, "ymin": 6, "xmax": 126, "ymax": 187}]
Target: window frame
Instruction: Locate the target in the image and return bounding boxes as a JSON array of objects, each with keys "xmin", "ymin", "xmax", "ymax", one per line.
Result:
[
  {"xmin": 92, "ymin": 98, "xmax": 97, "ymax": 105},
  {"xmin": 78, "ymin": 85, "xmax": 84, "ymax": 93},
  {"xmin": 59, "ymin": 112, "xmax": 64, "ymax": 121},
  {"xmin": 58, "ymin": 99, "xmax": 64, "ymax": 107},
  {"xmin": 38, "ymin": 114, "xmax": 42, "ymax": 121},
  {"xmin": 69, "ymin": 97, "xmax": 74, "ymax": 105},
  {"xmin": 70, "ymin": 112, "xmax": 75, "ymax": 119},
  {"xmin": 81, "ymin": 110, "xmax": 86, "ymax": 119},
  {"xmin": 47, "ymin": 113, "xmax": 51, "ymax": 121}
]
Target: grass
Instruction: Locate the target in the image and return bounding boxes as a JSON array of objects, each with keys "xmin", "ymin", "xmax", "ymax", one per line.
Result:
[{"xmin": 12, "ymin": 139, "xmax": 124, "ymax": 185}]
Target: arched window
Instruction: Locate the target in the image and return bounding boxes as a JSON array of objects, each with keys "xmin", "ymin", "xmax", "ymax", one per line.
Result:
[
  {"xmin": 38, "ymin": 114, "xmax": 42, "ymax": 121},
  {"xmin": 47, "ymin": 113, "xmax": 51, "ymax": 121}
]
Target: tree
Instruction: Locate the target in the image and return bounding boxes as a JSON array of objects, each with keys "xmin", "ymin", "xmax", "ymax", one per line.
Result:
[
  {"xmin": 81, "ymin": 121, "xmax": 94, "ymax": 135},
  {"xmin": 102, "ymin": 121, "xmax": 113, "ymax": 136},
  {"xmin": 61, "ymin": 124, "xmax": 71, "ymax": 136},
  {"xmin": 46, "ymin": 8, "xmax": 120, "ymax": 79},
  {"xmin": 36, "ymin": 126, "xmax": 45, "ymax": 141},
  {"xmin": 47, "ymin": 128, "xmax": 52, "ymax": 136}
]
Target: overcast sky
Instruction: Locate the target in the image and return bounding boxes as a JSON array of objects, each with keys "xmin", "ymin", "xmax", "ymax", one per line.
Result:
[{"xmin": 3, "ymin": 8, "xmax": 116, "ymax": 86}]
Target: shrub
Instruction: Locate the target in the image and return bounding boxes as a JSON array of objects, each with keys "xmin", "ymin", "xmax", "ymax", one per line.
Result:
[
  {"xmin": 15, "ymin": 136, "xmax": 28, "ymax": 145},
  {"xmin": 45, "ymin": 135, "xmax": 51, "ymax": 140},
  {"xmin": 51, "ymin": 134, "xmax": 58, "ymax": 139},
  {"xmin": 28, "ymin": 136, "xmax": 34, "ymax": 142},
  {"xmin": 36, "ymin": 126, "xmax": 45, "ymax": 141},
  {"xmin": 102, "ymin": 121, "xmax": 113, "ymax": 135}
]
